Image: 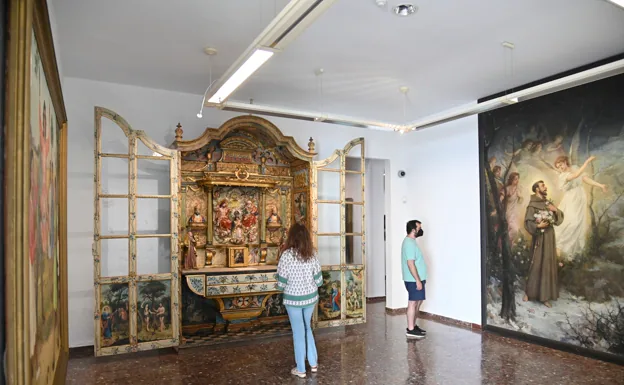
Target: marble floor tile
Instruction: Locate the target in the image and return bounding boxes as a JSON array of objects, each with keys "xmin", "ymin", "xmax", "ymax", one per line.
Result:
[{"xmin": 66, "ymin": 302, "xmax": 624, "ymax": 385}]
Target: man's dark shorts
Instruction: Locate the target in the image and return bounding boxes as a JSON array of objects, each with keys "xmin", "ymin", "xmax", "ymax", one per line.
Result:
[{"xmin": 404, "ymin": 280, "xmax": 426, "ymax": 301}]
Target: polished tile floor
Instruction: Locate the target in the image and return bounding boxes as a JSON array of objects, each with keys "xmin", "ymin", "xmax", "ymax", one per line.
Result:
[{"xmin": 67, "ymin": 302, "xmax": 624, "ymax": 385}]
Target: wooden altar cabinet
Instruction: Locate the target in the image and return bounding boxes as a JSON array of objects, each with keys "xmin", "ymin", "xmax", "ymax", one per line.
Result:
[
  {"xmin": 92, "ymin": 110, "xmax": 367, "ymax": 356},
  {"xmin": 172, "ymin": 116, "xmax": 316, "ymax": 345}
]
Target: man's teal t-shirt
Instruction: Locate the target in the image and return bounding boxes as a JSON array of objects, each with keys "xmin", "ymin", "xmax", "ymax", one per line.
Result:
[{"xmin": 401, "ymin": 237, "xmax": 427, "ymax": 282}]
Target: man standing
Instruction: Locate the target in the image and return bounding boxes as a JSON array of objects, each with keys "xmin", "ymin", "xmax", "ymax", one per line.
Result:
[
  {"xmin": 523, "ymin": 181, "xmax": 564, "ymax": 308},
  {"xmin": 402, "ymin": 220, "xmax": 427, "ymax": 339}
]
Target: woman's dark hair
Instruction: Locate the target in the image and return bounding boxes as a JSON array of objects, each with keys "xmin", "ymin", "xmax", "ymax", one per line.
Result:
[{"xmin": 284, "ymin": 223, "xmax": 314, "ymax": 261}]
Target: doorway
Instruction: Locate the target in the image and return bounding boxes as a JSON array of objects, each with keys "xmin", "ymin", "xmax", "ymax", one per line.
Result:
[{"xmin": 347, "ymin": 158, "xmax": 386, "ymax": 299}]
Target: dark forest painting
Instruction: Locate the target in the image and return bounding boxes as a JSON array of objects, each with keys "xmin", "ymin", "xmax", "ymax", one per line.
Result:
[{"xmin": 481, "ymin": 73, "xmax": 624, "ymax": 358}]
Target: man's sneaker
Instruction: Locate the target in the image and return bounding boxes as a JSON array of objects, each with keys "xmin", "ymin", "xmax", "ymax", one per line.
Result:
[
  {"xmin": 406, "ymin": 326, "xmax": 427, "ymax": 335},
  {"xmin": 405, "ymin": 328, "xmax": 425, "ymax": 339}
]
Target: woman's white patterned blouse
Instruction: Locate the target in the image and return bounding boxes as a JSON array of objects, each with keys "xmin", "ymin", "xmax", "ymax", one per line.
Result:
[{"xmin": 276, "ymin": 248, "xmax": 323, "ymax": 307}]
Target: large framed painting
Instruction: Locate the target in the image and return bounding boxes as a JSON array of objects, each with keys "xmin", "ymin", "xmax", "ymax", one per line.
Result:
[
  {"xmin": 480, "ymin": 59, "xmax": 624, "ymax": 363},
  {"xmin": 5, "ymin": 0, "xmax": 69, "ymax": 384}
]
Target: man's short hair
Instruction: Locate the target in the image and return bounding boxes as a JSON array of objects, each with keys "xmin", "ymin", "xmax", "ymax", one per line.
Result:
[
  {"xmin": 532, "ymin": 180, "xmax": 544, "ymax": 193},
  {"xmin": 406, "ymin": 220, "xmax": 421, "ymax": 235}
]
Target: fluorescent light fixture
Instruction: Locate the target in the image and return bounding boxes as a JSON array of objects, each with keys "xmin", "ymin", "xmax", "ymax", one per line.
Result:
[
  {"xmin": 208, "ymin": 49, "xmax": 274, "ymax": 104},
  {"xmin": 204, "ymin": 57, "xmax": 624, "ymax": 134},
  {"xmin": 405, "ymin": 58, "xmax": 624, "ymax": 130},
  {"xmin": 607, "ymin": 0, "xmax": 624, "ymax": 9},
  {"xmin": 220, "ymin": 100, "xmax": 397, "ymax": 131},
  {"xmin": 500, "ymin": 97, "xmax": 519, "ymax": 105},
  {"xmin": 203, "ymin": 1, "xmax": 338, "ymax": 107}
]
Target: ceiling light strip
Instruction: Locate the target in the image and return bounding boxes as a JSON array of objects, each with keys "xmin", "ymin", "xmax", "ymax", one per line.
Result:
[
  {"xmin": 406, "ymin": 58, "xmax": 624, "ymax": 130},
  {"xmin": 607, "ymin": 0, "xmax": 624, "ymax": 9},
  {"xmin": 220, "ymin": 101, "xmax": 398, "ymax": 131},
  {"xmin": 208, "ymin": 57, "xmax": 623, "ymax": 134},
  {"xmin": 207, "ymin": 49, "xmax": 274, "ymax": 104},
  {"xmin": 204, "ymin": 0, "xmax": 338, "ymax": 106}
]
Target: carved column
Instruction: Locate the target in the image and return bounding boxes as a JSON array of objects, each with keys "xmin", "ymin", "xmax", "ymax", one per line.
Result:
[
  {"xmin": 205, "ymin": 185, "xmax": 214, "ymax": 266},
  {"xmin": 180, "ymin": 186, "xmax": 187, "ymax": 270},
  {"xmin": 260, "ymin": 189, "xmax": 267, "ymax": 265},
  {"xmin": 280, "ymin": 188, "xmax": 287, "ymax": 230},
  {"xmin": 260, "ymin": 189, "xmax": 267, "ymax": 244}
]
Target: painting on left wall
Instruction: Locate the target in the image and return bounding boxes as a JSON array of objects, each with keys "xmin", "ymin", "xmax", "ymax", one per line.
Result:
[
  {"xmin": 28, "ymin": 28, "xmax": 62, "ymax": 385},
  {"xmin": 5, "ymin": 0, "xmax": 68, "ymax": 383}
]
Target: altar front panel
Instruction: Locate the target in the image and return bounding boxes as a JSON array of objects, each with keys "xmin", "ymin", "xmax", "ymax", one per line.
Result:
[{"xmin": 181, "ymin": 267, "xmax": 288, "ymax": 346}]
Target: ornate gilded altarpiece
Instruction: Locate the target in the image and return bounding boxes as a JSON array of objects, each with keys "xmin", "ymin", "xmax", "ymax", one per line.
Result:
[
  {"xmin": 93, "ymin": 112, "xmax": 366, "ymax": 353},
  {"xmin": 173, "ymin": 115, "xmax": 316, "ymax": 345}
]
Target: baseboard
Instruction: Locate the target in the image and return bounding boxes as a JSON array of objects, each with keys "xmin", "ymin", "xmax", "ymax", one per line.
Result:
[
  {"xmin": 366, "ymin": 296, "xmax": 385, "ymax": 303},
  {"xmin": 384, "ymin": 307, "xmax": 482, "ymax": 331},
  {"xmin": 69, "ymin": 345, "xmax": 93, "ymax": 359},
  {"xmin": 384, "ymin": 307, "xmax": 407, "ymax": 315}
]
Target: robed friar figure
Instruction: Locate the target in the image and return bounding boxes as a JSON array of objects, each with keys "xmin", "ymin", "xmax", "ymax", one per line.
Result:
[{"xmin": 523, "ymin": 180, "xmax": 564, "ymax": 308}]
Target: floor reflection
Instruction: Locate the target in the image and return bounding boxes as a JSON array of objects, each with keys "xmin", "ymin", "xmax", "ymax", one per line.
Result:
[{"xmin": 67, "ymin": 302, "xmax": 624, "ymax": 385}]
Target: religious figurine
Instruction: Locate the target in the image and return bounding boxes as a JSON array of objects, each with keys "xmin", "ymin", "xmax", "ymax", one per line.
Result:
[
  {"xmin": 188, "ymin": 206, "xmax": 206, "ymax": 225},
  {"xmin": 183, "ymin": 226, "xmax": 199, "ymax": 269},
  {"xmin": 215, "ymin": 199, "xmax": 232, "ymax": 237},
  {"xmin": 242, "ymin": 200, "xmax": 259, "ymax": 228},
  {"xmin": 266, "ymin": 205, "xmax": 283, "ymax": 243},
  {"xmin": 294, "ymin": 193, "xmax": 306, "ymax": 224},
  {"xmin": 266, "ymin": 206, "xmax": 282, "ymax": 229},
  {"xmin": 231, "ymin": 211, "xmax": 244, "ymax": 244}
]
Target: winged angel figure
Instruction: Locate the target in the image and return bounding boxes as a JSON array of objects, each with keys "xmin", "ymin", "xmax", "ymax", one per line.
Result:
[{"xmin": 549, "ymin": 121, "xmax": 608, "ymax": 260}]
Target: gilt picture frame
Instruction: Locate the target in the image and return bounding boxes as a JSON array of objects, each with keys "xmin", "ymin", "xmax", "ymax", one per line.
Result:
[
  {"xmin": 228, "ymin": 247, "xmax": 249, "ymax": 268},
  {"xmin": 5, "ymin": 0, "xmax": 69, "ymax": 384}
]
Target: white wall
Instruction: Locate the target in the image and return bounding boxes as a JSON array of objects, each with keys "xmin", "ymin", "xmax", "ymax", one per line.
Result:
[
  {"xmin": 365, "ymin": 159, "xmax": 387, "ymax": 298},
  {"xmin": 404, "ymin": 116, "xmax": 482, "ymax": 325},
  {"xmin": 65, "ymin": 77, "xmax": 413, "ymax": 347},
  {"xmin": 46, "ymin": 0, "xmax": 64, "ymax": 90}
]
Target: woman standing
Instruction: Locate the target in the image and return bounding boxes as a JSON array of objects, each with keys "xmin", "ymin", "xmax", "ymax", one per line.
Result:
[{"xmin": 277, "ymin": 223, "xmax": 323, "ymax": 378}]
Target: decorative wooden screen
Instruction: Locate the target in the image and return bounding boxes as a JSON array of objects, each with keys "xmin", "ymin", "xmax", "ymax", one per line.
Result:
[
  {"xmin": 93, "ymin": 107, "xmax": 180, "ymax": 356},
  {"xmin": 312, "ymin": 138, "xmax": 366, "ymax": 328}
]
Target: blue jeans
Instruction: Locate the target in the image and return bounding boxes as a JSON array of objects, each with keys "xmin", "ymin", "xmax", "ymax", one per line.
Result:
[{"xmin": 286, "ymin": 304, "xmax": 318, "ymax": 372}]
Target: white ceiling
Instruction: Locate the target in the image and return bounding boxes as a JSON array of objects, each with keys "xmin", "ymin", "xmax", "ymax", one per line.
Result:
[{"xmin": 53, "ymin": 0, "xmax": 624, "ymax": 124}]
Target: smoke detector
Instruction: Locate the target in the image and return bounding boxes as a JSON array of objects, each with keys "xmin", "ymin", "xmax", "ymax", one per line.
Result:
[
  {"xmin": 376, "ymin": 0, "xmax": 388, "ymax": 7},
  {"xmin": 393, "ymin": 4, "xmax": 417, "ymax": 16}
]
